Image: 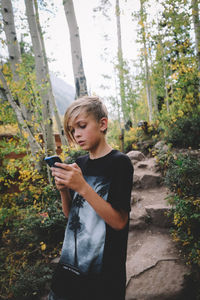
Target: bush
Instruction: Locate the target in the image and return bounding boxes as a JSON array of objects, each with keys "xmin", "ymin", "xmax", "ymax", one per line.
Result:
[
  {"xmin": 0, "ymin": 182, "xmax": 66, "ymax": 299},
  {"xmin": 157, "ymin": 150, "xmax": 200, "ymax": 296},
  {"xmin": 11, "ymin": 264, "xmax": 53, "ymax": 300},
  {"xmin": 164, "ymin": 154, "xmax": 200, "ymax": 197},
  {"xmin": 164, "ymin": 114, "xmax": 200, "ymax": 149},
  {"xmin": 63, "ymin": 147, "xmax": 87, "ymax": 164},
  {"xmin": 170, "ymin": 195, "xmax": 200, "ymax": 267}
]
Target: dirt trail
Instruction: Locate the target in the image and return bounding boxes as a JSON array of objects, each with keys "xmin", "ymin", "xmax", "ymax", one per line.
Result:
[{"xmin": 126, "ymin": 151, "xmax": 190, "ymax": 300}]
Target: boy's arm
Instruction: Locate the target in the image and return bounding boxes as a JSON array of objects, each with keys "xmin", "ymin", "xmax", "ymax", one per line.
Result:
[
  {"xmin": 52, "ymin": 162, "xmax": 130, "ymax": 230},
  {"xmin": 79, "ymin": 183, "xmax": 128, "ymax": 230},
  {"xmin": 60, "ymin": 189, "xmax": 72, "ymax": 218},
  {"xmin": 53, "ymin": 176, "xmax": 72, "ymax": 218}
]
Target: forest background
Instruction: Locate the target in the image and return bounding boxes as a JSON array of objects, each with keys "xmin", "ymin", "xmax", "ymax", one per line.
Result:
[{"xmin": 0, "ymin": 0, "xmax": 200, "ymax": 299}]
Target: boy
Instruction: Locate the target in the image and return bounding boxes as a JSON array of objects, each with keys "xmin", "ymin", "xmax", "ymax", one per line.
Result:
[{"xmin": 49, "ymin": 96, "xmax": 133, "ymax": 300}]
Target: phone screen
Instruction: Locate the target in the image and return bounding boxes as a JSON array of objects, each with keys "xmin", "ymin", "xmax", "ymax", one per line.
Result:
[{"xmin": 44, "ymin": 155, "xmax": 62, "ymax": 168}]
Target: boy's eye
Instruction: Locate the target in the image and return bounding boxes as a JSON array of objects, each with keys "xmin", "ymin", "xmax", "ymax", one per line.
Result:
[{"xmin": 80, "ymin": 124, "xmax": 86, "ymax": 129}]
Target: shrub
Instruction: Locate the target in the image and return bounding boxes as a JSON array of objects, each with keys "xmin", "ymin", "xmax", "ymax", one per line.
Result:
[
  {"xmin": 164, "ymin": 114, "xmax": 200, "ymax": 149},
  {"xmin": 157, "ymin": 150, "xmax": 200, "ymax": 296},
  {"xmin": 170, "ymin": 195, "xmax": 200, "ymax": 267},
  {"xmin": 60, "ymin": 145, "xmax": 87, "ymax": 164},
  {"xmin": 11, "ymin": 264, "xmax": 53, "ymax": 300},
  {"xmin": 0, "ymin": 193, "xmax": 66, "ymax": 299},
  {"xmin": 164, "ymin": 154, "xmax": 200, "ymax": 197}
]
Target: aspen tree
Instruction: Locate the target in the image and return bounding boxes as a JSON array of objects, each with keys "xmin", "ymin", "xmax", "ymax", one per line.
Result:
[
  {"xmin": 139, "ymin": 0, "xmax": 153, "ymax": 122},
  {"xmin": 115, "ymin": 0, "xmax": 126, "ymax": 124},
  {"xmin": 34, "ymin": 0, "xmax": 68, "ymax": 146},
  {"xmin": 63, "ymin": 0, "xmax": 87, "ymax": 98},
  {"xmin": 191, "ymin": 0, "xmax": 200, "ymax": 97},
  {"xmin": 25, "ymin": 0, "xmax": 55, "ymax": 155},
  {"xmin": 1, "ymin": 0, "xmax": 41, "ymax": 158}
]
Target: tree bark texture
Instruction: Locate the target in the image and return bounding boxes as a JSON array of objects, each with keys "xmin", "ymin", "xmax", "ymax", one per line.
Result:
[
  {"xmin": 116, "ymin": 0, "xmax": 127, "ymax": 124},
  {"xmin": 140, "ymin": 0, "xmax": 153, "ymax": 122},
  {"xmin": 25, "ymin": 0, "xmax": 56, "ymax": 155},
  {"xmin": 191, "ymin": 0, "xmax": 200, "ymax": 96},
  {"xmin": 1, "ymin": 0, "xmax": 41, "ymax": 156},
  {"xmin": 63, "ymin": 0, "xmax": 88, "ymax": 98},
  {"xmin": 33, "ymin": 0, "xmax": 68, "ymax": 146},
  {"xmin": 1, "ymin": 0, "xmax": 21, "ymax": 81}
]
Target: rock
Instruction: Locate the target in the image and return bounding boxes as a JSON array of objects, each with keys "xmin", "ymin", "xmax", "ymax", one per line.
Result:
[
  {"xmin": 126, "ymin": 229, "xmax": 180, "ymax": 281},
  {"xmin": 129, "ymin": 208, "xmax": 148, "ymax": 230},
  {"xmin": 137, "ymin": 162, "xmax": 148, "ymax": 169},
  {"xmin": 145, "ymin": 204, "xmax": 173, "ymax": 228},
  {"xmin": 132, "ymin": 159, "xmax": 140, "ymax": 166},
  {"xmin": 133, "ymin": 174, "xmax": 141, "ymax": 189},
  {"xmin": 126, "ymin": 152, "xmax": 191, "ymax": 300},
  {"xmin": 131, "ymin": 192, "xmax": 144, "ymax": 205},
  {"xmin": 127, "ymin": 151, "xmax": 145, "ymax": 162},
  {"xmin": 140, "ymin": 174, "xmax": 162, "ymax": 189},
  {"xmin": 126, "ymin": 260, "xmax": 190, "ymax": 300},
  {"xmin": 154, "ymin": 141, "xmax": 169, "ymax": 153}
]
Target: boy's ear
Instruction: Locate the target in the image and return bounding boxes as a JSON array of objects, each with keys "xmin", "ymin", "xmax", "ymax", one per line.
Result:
[{"xmin": 99, "ymin": 117, "xmax": 108, "ymax": 132}]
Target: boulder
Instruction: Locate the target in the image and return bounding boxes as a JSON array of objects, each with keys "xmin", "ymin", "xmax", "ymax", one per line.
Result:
[
  {"xmin": 145, "ymin": 204, "xmax": 173, "ymax": 228},
  {"xmin": 140, "ymin": 174, "xmax": 162, "ymax": 189},
  {"xmin": 129, "ymin": 208, "xmax": 148, "ymax": 230},
  {"xmin": 126, "ymin": 260, "xmax": 190, "ymax": 300},
  {"xmin": 154, "ymin": 141, "xmax": 169, "ymax": 153},
  {"xmin": 131, "ymin": 192, "xmax": 144, "ymax": 205},
  {"xmin": 127, "ymin": 151, "xmax": 145, "ymax": 162}
]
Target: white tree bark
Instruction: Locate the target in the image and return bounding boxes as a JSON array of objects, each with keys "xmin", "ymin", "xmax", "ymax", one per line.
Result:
[
  {"xmin": 25, "ymin": 0, "xmax": 56, "ymax": 155},
  {"xmin": 1, "ymin": 0, "xmax": 41, "ymax": 156},
  {"xmin": 140, "ymin": 0, "xmax": 153, "ymax": 122},
  {"xmin": 63, "ymin": 0, "xmax": 87, "ymax": 98},
  {"xmin": 1, "ymin": 0, "xmax": 21, "ymax": 81},
  {"xmin": 116, "ymin": 0, "xmax": 126, "ymax": 124},
  {"xmin": 191, "ymin": 0, "xmax": 200, "ymax": 97},
  {"xmin": 34, "ymin": 0, "xmax": 68, "ymax": 146}
]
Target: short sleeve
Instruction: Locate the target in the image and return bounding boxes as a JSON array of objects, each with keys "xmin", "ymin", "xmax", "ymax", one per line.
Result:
[{"xmin": 108, "ymin": 154, "xmax": 133, "ymax": 212}]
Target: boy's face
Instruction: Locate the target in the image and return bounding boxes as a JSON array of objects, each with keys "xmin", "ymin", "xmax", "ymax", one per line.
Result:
[{"xmin": 69, "ymin": 113, "xmax": 107, "ymax": 152}]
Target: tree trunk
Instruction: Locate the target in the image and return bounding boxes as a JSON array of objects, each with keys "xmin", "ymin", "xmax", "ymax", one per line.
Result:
[
  {"xmin": 63, "ymin": 0, "xmax": 88, "ymax": 98},
  {"xmin": 115, "ymin": 0, "xmax": 126, "ymax": 124},
  {"xmin": 25, "ymin": 0, "xmax": 56, "ymax": 155},
  {"xmin": 191, "ymin": 0, "xmax": 200, "ymax": 97},
  {"xmin": 34, "ymin": 0, "xmax": 68, "ymax": 146},
  {"xmin": 1, "ymin": 0, "xmax": 21, "ymax": 81},
  {"xmin": 0, "ymin": 70, "xmax": 42, "ymax": 157},
  {"xmin": 1, "ymin": 0, "xmax": 41, "ymax": 156},
  {"xmin": 140, "ymin": 0, "xmax": 153, "ymax": 122},
  {"xmin": 159, "ymin": 37, "xmax": 169, "ymax": 112}
]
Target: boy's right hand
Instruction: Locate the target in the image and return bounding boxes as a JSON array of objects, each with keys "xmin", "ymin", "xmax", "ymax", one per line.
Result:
[
  {"xmin": 51, "ymin": 162, "xmax": 87, "ymax": 195},
  {"xmin": 51, "ymin": 164, "xmax": 69, "ymax": 192}
]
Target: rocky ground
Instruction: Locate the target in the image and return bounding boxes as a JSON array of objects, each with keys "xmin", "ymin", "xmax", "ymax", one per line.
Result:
[{"xmin": 125, "ymin": 151, "xmax": 191, "ymax": 300}]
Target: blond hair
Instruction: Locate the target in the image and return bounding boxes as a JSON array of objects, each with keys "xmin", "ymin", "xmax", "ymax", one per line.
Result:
[{"xmin": 64, "ymin": 96, "xmax": 108, "ymax": 144}]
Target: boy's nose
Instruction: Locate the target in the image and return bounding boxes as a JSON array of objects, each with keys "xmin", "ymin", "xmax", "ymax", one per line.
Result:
[{"xmin": 74, "ymin": 130, "xmax": 81, "ymax": 139}]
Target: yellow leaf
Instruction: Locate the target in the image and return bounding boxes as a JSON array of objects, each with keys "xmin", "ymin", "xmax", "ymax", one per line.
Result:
[{"xmin": 40, "ymin": 242, "xmax": 46, "ymax": 251}]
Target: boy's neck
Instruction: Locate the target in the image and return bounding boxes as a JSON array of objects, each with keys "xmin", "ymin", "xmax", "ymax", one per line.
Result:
[{"xmin": 89, "ymin": 141, "xmax": 113, "ymax": 160}]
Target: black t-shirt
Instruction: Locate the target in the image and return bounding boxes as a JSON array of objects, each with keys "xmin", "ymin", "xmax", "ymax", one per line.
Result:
[{"xmin": 59, "ymin": 149, "xmax": 133, "ymax": 300}]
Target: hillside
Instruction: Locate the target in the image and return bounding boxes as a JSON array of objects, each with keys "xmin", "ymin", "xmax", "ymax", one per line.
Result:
[{"xmin": 50, "ymin": 72, "xmax": 75, "ymax": 115}]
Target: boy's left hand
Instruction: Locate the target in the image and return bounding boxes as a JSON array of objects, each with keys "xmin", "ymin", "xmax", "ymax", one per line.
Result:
[{"xmin": 51, "ymin": 163, "xmax": 86, "ymax": 194}]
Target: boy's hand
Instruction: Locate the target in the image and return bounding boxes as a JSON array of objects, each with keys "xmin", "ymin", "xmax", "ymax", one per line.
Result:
[{"xmin": 51, "ymin": 163, "xmax": 86, "ymax": 194}]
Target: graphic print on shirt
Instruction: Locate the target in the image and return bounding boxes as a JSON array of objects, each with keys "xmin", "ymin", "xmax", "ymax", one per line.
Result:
[{"xmin": 60, "ymin": 175, "xmax": 110, "ymax": 275}]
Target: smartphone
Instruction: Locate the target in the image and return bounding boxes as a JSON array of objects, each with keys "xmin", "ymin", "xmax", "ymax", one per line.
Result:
[{"xmin": 44, "ymin": 155, "xmax": 63, "ymax": 168}]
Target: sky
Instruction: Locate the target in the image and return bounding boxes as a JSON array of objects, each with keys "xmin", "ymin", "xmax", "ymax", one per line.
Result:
[
  {"xmin": 0, "ymin": 0, "xmax": 159, "ymax": 98},
  {"xmin": 37, "ymin": 0, "xmax": 141, "ymax": 97}
]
